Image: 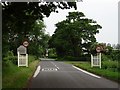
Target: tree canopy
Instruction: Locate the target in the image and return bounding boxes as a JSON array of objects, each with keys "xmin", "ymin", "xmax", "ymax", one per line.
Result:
[
  {"xmin": 2, "ymin": 2, "xmax": 77, "ymax": 57},
  {"xmin": 48, "ymin": 11, "xmax": 102, "ymax": 57}
]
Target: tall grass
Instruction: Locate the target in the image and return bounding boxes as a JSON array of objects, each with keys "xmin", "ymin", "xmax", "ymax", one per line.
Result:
[{"xmin": 2, "ymin": 55, "xmax": 39, "ymax": 88}]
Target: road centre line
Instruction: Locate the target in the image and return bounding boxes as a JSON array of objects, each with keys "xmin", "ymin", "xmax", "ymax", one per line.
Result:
[
  {"xmin": 72, "ymin": 65, "xmax": 101, "ymax": 79},
  {"xmin": 57, "ymin": 67, "xmax": 59, "ymax": 69},
  {"xmin": 51, "ymin": 62, "xmax": 59, "ymax": 70},
  {"xmin": 33, "ymin": 65, "xmax": 41, "ymax": 78}
]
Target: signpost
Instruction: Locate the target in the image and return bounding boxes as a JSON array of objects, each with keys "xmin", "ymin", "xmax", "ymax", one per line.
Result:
[
  {"xmin": 23, "ymin": 41, "xmax": 29, "ymax": 47},
  {"xmin": 91, "ymin": 46, "xmax": 102, "ymax": 68},
  {"xmin": 46, "ymin": 49, "xmax": 48, "ymax": 57},
  {"xmin": 96, "ymin": 46, "xmax": 101, "ymax": 53}
]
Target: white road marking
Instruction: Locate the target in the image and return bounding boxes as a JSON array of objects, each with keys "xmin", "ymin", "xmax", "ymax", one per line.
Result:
[
  {"xmin": 33, "ymin": 66, "xmax": 41, "ymax": 78},
  {"xmin": 72, "ymin": 65, "xmax": 101, "ymax": 79},
  {"xmin": 57, "ymin": 67, "xmax": 59, "ymax": 69},
  {"xmin": 42, "ymin": 68, "xmax": 57, "ymax": 71},
  {"xmin": 51, "ymin": 62, "xmax": 55, "ymax": 65},
  {"xmin": 51, "ymin": 62, "xmax": 59, "ymax": 70}
]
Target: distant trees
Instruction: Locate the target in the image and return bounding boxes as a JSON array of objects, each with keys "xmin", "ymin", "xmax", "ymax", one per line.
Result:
[
  {"xmin": 105, "ymin": 44, "xmax": 120, "ymax": 61},
  {"xmin": 48, "ymin": 11, "xmax": 102, "ymax": 57}
]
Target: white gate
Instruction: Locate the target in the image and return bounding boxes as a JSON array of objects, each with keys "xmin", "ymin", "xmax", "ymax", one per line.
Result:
[
  {"xmin": 18, "ymin": 53, "xmax": 28, "ymax": 67},
  {"xmin": 17, "ymin": 45, "xmax": 28, "ymax": 67},
  {"xmin": 91, "ymin": 53, "xmax": 101, "ymax": 68}
]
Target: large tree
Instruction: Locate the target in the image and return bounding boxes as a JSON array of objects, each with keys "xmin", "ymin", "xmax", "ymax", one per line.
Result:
[
  {"xmin": 27, "ymin": 20, "xmax": 50, "ymax": 57},
  {"xmin": 2, "ymin": 2, "xmax": 77, "ymax": 56},
  {"xmin": 49, "ymin": 11, "xmax": 102, "ymax": 57}
]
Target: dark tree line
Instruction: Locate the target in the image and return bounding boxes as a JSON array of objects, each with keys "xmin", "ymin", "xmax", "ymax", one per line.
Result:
[{"xmin": 2, "ymin": 2, "xmax": 77, "ymax": 58}]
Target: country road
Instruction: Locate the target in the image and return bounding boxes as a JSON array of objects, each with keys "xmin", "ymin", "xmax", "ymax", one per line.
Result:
[{"xmin": 29, "ymin": 58, "xmax": 119, "ymax": 89}]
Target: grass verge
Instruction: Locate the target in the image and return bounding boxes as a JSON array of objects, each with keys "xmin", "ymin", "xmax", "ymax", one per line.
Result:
[
  {"xmin": 66, "ymin": 61, "xmax": 120, "ymax": 83},
  {"xmin": 2, "ymin": 55, "xmax": 39, "ymax": 89}
]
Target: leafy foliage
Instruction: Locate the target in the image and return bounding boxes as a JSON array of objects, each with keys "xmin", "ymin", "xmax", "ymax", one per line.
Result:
[
  {"xmin": 48, "ymin": 48, "xmax": 57, "ymax": 58},
  {"xmin": 2, "ymin": 2, "xmax": 77, "ymax": 58},
  {"xmin": 3, "ymin": 51, "xmax": 17, "ymax": 66},
  {"xmin": 49, "ymin": 11, "xmax": 102, "ymax": 57}
]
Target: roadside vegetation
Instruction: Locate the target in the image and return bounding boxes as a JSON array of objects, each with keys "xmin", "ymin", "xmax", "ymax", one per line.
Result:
[
  {"xmin": 66, "ymin": 53, "xmax": 120, "ymax": 83},
  {"xmin": 2, "ymin": 54, "xmax": 39, "ymax": 88}
]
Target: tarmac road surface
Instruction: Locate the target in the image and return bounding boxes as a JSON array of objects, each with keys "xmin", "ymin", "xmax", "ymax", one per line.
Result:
[{"xmin": 29, "ymin": 58, "xmax": 119, "ymax": 89}]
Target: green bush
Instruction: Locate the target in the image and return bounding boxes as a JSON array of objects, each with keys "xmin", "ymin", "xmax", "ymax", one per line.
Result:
[
  {"xmin": 102, "ymin": 60, "xmax": 118, "ymax": 72},
  {"xmin": 57, "ymin": 55, "xmax": 90, "ymax": 61},
  {"xmin": 63, "ymin": 56, "xmax": 78, "ymax": 61},
  {"xmin": 101, "ymin": 54, "xmax": 111, "ymax": 61},
  {"xmin": 28, "ymin": 55, "xmax": 37, "ymax": 63},
  {"xmin": 111, "ymin": 50, "xmax": 120, "ymax": 61},
  {"xmin": 101, "ymin": 54, "xmax": 119, "ymax": 72},
  {"xmin": 105, "ymin": 49, "xmax": 120, "ymax": 61},
  {"xmin": 48, "ymin": 54, "xmax": 57, "ymax": 59},
  {"xmin": 3, "ymin": 51, "xmax": 17, "ymax": 66}
]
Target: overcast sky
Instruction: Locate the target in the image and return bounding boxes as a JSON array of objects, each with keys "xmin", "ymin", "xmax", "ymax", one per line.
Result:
[{"xmin": 44, "ymin": 0, "xmax": 119, "ymax": 45}]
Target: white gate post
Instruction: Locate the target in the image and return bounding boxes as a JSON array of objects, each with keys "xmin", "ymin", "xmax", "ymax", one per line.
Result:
[
  {"xmin": 99, "ymin": 53, "xmax": 101, "ymax": 68},
  {"xmin": 97, "ymin": 53, "xmax": 98, "ymax": 65},
  {"xmin": 26, "ymin": 54, "xmax": 28, "ymax": 67},
  {"xmin": 18, "ymin": 52, "xmax": 19, "ymax": 67},
  {"xmin": 91, "ymin": 54, "xmax": 93, "ymax": 67}
]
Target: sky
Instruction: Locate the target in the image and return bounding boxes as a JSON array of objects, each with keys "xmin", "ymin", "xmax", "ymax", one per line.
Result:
[{"xmin": 43, "ymin": 0, "xmax": 119, "ymax": 45}]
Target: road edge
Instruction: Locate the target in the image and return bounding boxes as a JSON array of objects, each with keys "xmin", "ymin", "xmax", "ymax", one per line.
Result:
[{"xmin": 72, "ymin": 65, "xmax": 101, "ymax": 78}]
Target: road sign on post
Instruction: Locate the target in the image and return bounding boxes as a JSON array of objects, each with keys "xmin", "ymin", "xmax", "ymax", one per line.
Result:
[
  {"xmin": 23, "ymin": 41, "xmax": 29, "ymax": 47},
  {"xmin": 96, "ymin": 46, "xmax": 101, "ymax": 53},
  {"xmin": 17, "ymin": 45, "xmax": 28, "ymax": 67},
  {"xmin": 46, "ymin": 49, "xmax": 48, "ymax": 57}
]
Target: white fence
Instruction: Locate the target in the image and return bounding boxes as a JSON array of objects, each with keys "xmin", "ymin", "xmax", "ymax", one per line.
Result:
[
  {"xmin": 91, "ymin": 53, "xmax": 101, "ymax": 68},
  {"xmin": 17, "ymin": 45, "xmax": 28, "ymax": 67},
  {"xmin": 18, "ymin": 52, "xmax": 28, "ymax": 67}
]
